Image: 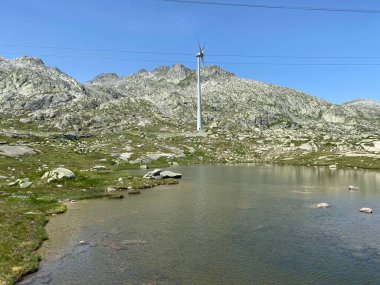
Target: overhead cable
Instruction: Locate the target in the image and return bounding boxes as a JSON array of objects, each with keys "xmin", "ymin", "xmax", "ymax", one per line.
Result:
[{"xmin": 160, "ymin": 0, "xmax": 380, "ymax": 14}]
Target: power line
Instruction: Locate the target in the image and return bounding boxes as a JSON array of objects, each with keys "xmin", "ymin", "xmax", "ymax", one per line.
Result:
[
  {"xmin": 1, "ymin": 43, "xmax": 380, "ymax": 59},
  {"xmin": 160, "ymin": 0, "xmax": 380, "ymax": 14},
  {"xmin": 2, "ymin": 51, "xmax": 380, "ymax": 66}
]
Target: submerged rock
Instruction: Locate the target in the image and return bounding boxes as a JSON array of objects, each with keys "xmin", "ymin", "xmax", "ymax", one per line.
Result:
[
  {"xmin": 359, "ymin": 207, "xmax": 373, "ymax": 214},
  {"xmin": 317, "ymin": 203, "xmax": 330, "ymax": 208},
  {"xmin": 348, "ymin": 185, "xmax": 359, "ymax": 190}
]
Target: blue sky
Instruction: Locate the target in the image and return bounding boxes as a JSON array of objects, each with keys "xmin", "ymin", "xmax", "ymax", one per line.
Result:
[{"xmin": 1, "ymin": 0, "xmax": 379, "ymax": 104}]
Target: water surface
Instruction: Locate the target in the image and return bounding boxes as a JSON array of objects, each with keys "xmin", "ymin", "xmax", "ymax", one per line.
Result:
[{"xmin": 20, "ymin": 165, "xmax": 380, "ymax": 284}]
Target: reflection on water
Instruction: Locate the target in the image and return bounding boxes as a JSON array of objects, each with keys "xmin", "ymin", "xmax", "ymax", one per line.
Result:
[{"xmin": 19, "ymin": 165, "xmax": 380, "ymax": 285}]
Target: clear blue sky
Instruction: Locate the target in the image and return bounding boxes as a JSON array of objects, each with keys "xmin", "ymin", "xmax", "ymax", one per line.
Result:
[{"xmin": 1, "ymin": 0, "xmax": 379, "ymax": 104}]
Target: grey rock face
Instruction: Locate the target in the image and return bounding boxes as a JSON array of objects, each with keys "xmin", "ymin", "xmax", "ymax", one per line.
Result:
[{"xmin": 0, "ymin": 56, "xmax": 379, "ymax": 135}]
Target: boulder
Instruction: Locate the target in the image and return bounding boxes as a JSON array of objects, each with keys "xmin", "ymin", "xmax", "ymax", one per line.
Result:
[
  {"xmin": 143, "ymin": 169, "xmax": 182, "ymax": 180},
  {"xmin": 160, "ymin": 170, "xmax": 182, "ymax": 179},
  {"xmin": 317, "ymin": 203, "xmax": 330, "ymax": 208},
  {"xmin": 0, "ymin": 145, "xmax": 36, "ymax": 157},
  {"xmin": 41, "ymin": 168, "xmax": 75, "ymax": 183},
  {"xmin": 359, "ymin": 207, "xmax": 373, "ymax": 214}
]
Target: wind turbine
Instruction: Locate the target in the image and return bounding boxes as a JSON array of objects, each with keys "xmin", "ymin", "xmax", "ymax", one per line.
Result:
[{"xmin": 196, "ymin": 41, "xmax": 205, "ymax": 131}]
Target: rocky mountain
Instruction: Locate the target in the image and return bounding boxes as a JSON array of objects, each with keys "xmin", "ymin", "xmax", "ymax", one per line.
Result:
[{"xmin": 0, "ymin": 56, "xmax": 379, "ymax": 135}]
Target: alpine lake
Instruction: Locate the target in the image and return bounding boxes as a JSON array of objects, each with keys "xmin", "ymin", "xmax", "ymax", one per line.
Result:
[{"xmin": 19, "ymin": 165, "xmax": 380, "ymax": 285}]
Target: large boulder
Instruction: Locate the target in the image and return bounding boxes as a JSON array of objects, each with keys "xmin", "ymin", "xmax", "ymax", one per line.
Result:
[
  {"xmin": 41, "ymin": 168, "xmax": 75, "ymax": 183},
  {"xmin": 0, "ymin": 145, "xmax": 36, "ymax": 157},
  {"xmin": 143, "ymin": 169, "xmax": 182, "ymax": 180}
]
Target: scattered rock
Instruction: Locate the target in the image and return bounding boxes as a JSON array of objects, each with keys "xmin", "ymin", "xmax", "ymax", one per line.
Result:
[
  {"xmin": 359, "ymin": 207, "xmax": 373, "ymax": 214},
  {"xmin": 41, "ymin": 168, "xmax": 75, "ymax": 183},
  {"xmin": 128, "ymin": 189, "xmax": 141, "ymax": 195},
  {"xmin": 317, "ymin": 203, "xmax": 330, "ymax": 208}
]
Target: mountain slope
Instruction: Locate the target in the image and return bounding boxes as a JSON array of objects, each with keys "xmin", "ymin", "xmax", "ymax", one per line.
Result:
[{"xmin": 0, "ymin": 56, "xmax": 379, "ymax": 134}]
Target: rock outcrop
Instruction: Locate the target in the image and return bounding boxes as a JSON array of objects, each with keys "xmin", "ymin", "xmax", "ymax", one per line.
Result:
[{"xmin": 41, "ymin": 168, "xmax": 75, "ymax": 183}]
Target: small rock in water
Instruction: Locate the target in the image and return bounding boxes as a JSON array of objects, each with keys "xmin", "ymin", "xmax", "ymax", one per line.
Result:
[
  {"xmin": 317, "ymin": 203, "xmax": 330, "ymax": 208},
  {"xmin": 78, "ymin": 240, "xmax": 88, "ymax": 245},
  {"xmin": 348, "ymin": 185, "xmax": 359, "ymax": 191},
  {"xmin": 128, "ymin": 189, "xmax": 141, "ymax": 195},
  {"xmin": 359, "ymin": 207, "xmax": 373, "ymax": 214}
]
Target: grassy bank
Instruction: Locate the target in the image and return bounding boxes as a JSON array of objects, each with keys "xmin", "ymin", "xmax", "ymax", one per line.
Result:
[{"xmin": 0, "ymin": 133, "xmax": 182, "ymax": 284}]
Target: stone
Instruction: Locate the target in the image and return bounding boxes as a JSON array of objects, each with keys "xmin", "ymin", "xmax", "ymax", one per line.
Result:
[
  {"xmin": 140, "ymin": 165, "xmax": 147, "ymax": 169},
  {"xmin": 119, "ymin": 152, "xmax": 133, "ymax": 161},
  {"xmin": 92, "ymin": 165, "xmax": 106, "ymax": 171},
  {"xmin": 359, "ymin": 207, "xmax": 373, "ymax": 214},
  {"xmin": 42, "ymin": 168, "xmax": 75, "ymax": 183},
  {"xmin": 128, "ymin": 189, "xmax": 141, "ymax": 195},
  {"xmin": 19, "ymin": 181, "xmax": 33, "ymax": 188},
  {"xmin": 317, "ymin": 203, "xmax": 330, "ymax": 208},
  {"xmin": 143, "ymin": 169, "xmax": 182, "ymax": 180},
  {"xmin": 348, "ymin": 185, "xmax": 359, "ymax": 190},
  {"xmin": 160, "ymin": 170, "xmax": 182, "ymax": 179},
  {"xmin": 117, "ymin": 177, "xmax": 124, "ymax": 183},
  {"xmin": 106, "ymin": 187, "xmax": 116, "ymax": 192},
  {"xmin": 0, "ymin": 145, "xmax": 36, "ymax": 157}
]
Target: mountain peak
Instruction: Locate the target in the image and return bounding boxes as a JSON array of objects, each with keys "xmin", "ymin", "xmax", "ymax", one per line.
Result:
[
  {"xmin": 202, "ymin": 65, "xmax": 235, "ymax": 78},
  {"xmin": 88, "ymin": 73, "xmax": 119, "ymax": 84},
  {"xmin": 13, "ymin": 56, "xmax": 45, "ymax": 66}
]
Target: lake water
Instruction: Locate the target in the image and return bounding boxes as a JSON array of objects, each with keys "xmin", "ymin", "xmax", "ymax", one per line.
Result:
[{"xmin": 20, "ymin": 165, "xmax": 380, "ymax": 285}]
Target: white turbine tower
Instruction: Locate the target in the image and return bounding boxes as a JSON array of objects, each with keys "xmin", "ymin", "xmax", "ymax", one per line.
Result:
[{"xmin": 196, "ymin": 41, "xmax": 205, "ymax": 131}]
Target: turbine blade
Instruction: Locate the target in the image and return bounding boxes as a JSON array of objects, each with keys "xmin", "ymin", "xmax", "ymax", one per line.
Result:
[
  {"xmin": 195, "ymin": 33, "xmax": 201, "ymax": 51},
  {"xmin": 202, "ymin": 42, "xmax": 206, "ymax": 51}
]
